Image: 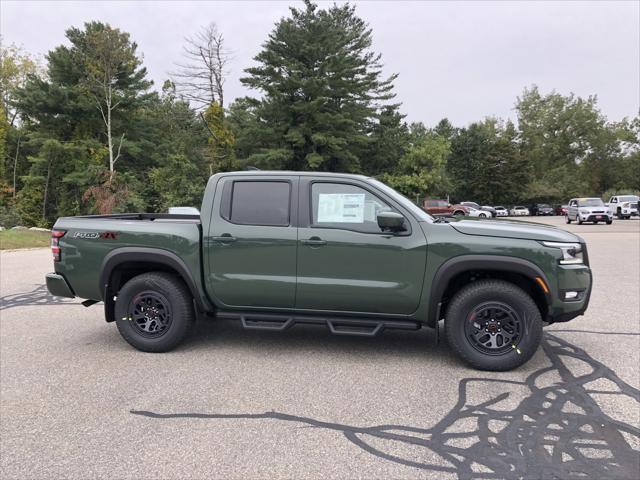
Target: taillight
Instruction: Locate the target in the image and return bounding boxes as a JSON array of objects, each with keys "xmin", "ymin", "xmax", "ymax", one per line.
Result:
[{"xmin": 51, "ymin": 230, "xmax": 66, "ymax": 261}]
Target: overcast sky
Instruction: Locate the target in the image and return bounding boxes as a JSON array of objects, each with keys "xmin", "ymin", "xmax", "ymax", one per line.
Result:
[{"xmin": 2, "ymin": 0, "xmax": 638, "ymax": 126}]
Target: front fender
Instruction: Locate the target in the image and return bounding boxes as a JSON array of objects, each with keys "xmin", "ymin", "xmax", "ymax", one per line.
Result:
[{"xmin": 426, "ymin": 255, "xmax": 552, "ymax": 327}]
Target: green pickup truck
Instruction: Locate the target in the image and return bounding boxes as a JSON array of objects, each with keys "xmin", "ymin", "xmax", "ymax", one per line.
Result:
[{"xmin": 46, "ymin": 172, "xmax": 592, "ymax": 370}]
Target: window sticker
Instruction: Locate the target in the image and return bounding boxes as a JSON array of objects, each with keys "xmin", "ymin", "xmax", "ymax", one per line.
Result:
[{"xmin": 317, "ymin": 193, "xmax": 365, "ymax": 223}]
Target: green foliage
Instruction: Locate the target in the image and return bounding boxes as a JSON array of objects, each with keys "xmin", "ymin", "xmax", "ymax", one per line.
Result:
[
  {"xmin": 0, "ymin": 43, "xmax": 40, "ymax": 125},
  {"xmin": 203, "ymin": 101, "xmax": 236, "ymax": 173},
  {"xmin": 149, "ymin": 154, "xmax": 206, "ymax": 210},
  {"xmin": 0, "ymin": 102, "xmax": 6, "ymax": 178},
  {"xmin": 239, "ymin": 0, "xmax": 399, "ymax": 172}
]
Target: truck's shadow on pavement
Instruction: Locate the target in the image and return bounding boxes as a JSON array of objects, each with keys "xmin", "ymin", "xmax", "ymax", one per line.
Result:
[
  {"xmin": 0, "ymin": 284, "xmax": 77, "ymax": 311},
  {"xmin": 132, "ymin": 331, "xmax": 640, "ymax": 480}
]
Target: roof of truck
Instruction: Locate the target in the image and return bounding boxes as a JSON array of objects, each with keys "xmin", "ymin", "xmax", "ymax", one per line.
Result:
[{"xmin": 214, "ymin": 170, "xmax": 370, "ymax": 180}]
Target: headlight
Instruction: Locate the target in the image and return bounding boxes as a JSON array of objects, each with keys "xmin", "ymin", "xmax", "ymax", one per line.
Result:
[{"xmin": 541, "ymin": 241, "xmax": 583, "ymax": 264}]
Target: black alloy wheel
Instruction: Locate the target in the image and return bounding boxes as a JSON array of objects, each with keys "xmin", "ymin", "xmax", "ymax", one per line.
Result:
[
  {"xmin": 128, "ymin": 291, "xmax": 172, "ymax": 338},
  {"xmin": 464, "ymin": 302, "xmax": 522, "ymax": 356}
]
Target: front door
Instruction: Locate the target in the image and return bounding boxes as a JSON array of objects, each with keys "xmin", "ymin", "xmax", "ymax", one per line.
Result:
[
  {"xmin": 295, "ymin": 178, "xmax": 427, "ymax": 315},
  {"xmin": 206, "ymin": 175, "xmax": 298, "ymax": 309}
]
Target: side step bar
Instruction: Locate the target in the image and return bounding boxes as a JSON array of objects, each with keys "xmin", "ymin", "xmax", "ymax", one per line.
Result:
[{"xmin": 216, "ymin": 312, "xmax": 421, "ymax": 337}]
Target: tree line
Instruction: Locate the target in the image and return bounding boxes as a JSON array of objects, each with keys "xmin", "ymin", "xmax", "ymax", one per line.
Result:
[{"xmin": 1, "ymin": 1, "xmax": 638, "ymax": 227}]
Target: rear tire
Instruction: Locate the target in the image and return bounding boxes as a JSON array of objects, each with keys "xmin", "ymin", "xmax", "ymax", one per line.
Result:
[
  {"xmin": 115, "ymin": 272, "xmax": 195, "ymax": 352},
  {"xmin": 445, "ymin": 280, "xmax": 543, "ymax": 371}
]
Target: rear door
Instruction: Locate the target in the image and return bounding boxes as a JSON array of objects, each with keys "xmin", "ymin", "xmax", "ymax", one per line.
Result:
[
  {"xmin": 205, "ymin": 175, "xmax": 298, "ymax": 308},
  {"xmin": 295, "ymin": 177, "xmax": 427, "ymax": 315}
]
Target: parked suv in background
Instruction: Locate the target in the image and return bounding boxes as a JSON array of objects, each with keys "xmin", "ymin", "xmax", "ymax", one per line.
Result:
[
  {"xmin": 530, "ymin": 203, "xmax": 554, "ymax": 216},
  {"xmin": 510, "ymin": 206, "xmax": 530, "ymax": 216},
  {"xmin": 566, "ymin": 198, "xmax": 612, "ymax": 225},
  {"xmin": 423, "ymin": 199, "xmax": 468, "ymax": 217},
  {"xmin": 607, "ymin": 195, "xmax": 639, "ymax": 220}
]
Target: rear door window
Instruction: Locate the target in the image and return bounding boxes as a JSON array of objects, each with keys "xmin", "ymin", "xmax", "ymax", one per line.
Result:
[{"xmin": 228, "ymin": 181, "xmax": 290, "ymax": 226}]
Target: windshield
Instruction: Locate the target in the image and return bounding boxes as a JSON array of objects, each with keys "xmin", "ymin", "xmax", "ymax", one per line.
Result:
[
  {"xmin": 539, "ymin": 204, "xmax": 551, "ymax": 208},
  {"xmin": 368, "ymin": 179, "xmax": 433, "ymax": 222},
  {"xmin": 578, "ymin": 198, "xmax": 604, "ymax": 207}
]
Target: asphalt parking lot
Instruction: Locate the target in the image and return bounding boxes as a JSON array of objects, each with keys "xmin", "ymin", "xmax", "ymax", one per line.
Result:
[{"xmin": 1, "ymin": 216, "xmax": 639, "ymax": 479}]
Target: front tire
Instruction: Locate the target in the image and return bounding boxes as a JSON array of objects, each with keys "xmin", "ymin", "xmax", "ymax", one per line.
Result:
[
  {"xmin": 566, "ymin": 215, "xmax": 571, "ymax": 224},
  {"xmin": 115, "ymin": 272, "xmax": 195, "ymax": 352},
  {"xmin": 444, "ymin": 280, "xmax": 543, "ymax": 371}
]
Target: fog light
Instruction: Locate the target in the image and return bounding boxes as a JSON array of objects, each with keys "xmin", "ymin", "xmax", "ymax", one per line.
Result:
[{"xmin": 565, "ymin": 291, "xmax": 579, "ymax": 300}]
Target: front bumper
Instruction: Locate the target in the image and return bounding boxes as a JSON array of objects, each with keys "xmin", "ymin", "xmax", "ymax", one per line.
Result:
[
  {"xmin": 547, "ymin": 263, "xmax": 592, "ymax": 323},
  {"xmin": 46, "ymin": 273, "xmax": 75, "ymax": 298},
  {"xmin": 580, "ymin": 213, "xmax": 611, "ymax": 222}
]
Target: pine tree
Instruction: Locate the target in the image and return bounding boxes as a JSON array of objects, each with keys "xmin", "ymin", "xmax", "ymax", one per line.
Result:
[{"xmin": 240, "ymin": 0, "xmax": 399, "ymax": 172}]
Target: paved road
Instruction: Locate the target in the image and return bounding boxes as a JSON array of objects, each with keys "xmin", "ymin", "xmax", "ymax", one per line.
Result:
[{"xmin": 1, "ymin": 216, "xmax": 639, "ymax": 479}]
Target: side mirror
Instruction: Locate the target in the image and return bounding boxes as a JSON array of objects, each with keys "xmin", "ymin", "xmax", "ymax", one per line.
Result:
[{"xmin": 377, "ymin": 211, "xmax": 406, "ymax": 233}]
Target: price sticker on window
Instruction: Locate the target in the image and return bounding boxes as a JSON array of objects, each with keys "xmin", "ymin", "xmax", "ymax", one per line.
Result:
[{"xmin": 317, "ymin": 193, "xmax": 365, "ymax": 223}]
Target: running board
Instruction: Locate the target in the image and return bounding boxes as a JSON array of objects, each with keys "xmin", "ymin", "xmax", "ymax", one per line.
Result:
[{"xmin": 216, "ymin": 312, "xmax": 421, "ymax": 337}]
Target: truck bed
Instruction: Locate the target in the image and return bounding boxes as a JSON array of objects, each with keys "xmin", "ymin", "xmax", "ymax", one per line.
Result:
[{"xmin": 52, "ymin": 213, "xmax": 204, "ymax": 304}]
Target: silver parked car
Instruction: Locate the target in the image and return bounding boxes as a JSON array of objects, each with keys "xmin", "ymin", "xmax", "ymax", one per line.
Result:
[{"xmin": 566, "ymin": 198, "xmax": 612, "ymax": 225}]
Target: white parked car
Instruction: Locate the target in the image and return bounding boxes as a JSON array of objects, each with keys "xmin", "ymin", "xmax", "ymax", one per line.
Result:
[
  {"xmin": 510, "ymin": 206, "xmax": 530, "ymax": 216},
  {"xmin": 467, "ymin": 207, "xmax": 490, "ymax": 218},
  {"xmin": 607, "ymin": 195, "xmax": 639, "ymax": 220},
  {"xmin": 494, "ymin": 206, "xmax": 509, "ymax": 217}
]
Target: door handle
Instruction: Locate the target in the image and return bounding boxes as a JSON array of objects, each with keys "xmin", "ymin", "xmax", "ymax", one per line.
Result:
[
  {"xmin": 212, "ymin": 234, "xmax": 237, "ymax": 243},
  {"xmin": 301, "ymin": 237, "xmax": 327, "ymax": 246}
]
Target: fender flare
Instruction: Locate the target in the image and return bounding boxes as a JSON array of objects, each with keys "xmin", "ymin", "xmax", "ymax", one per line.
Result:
[
  {"xmin": 426, "ymin": 255, "xmax": 551, "ymax": 327},
  {"xmin": 100, "ymin": 247, "xmax": 209, "ymax": 321}
]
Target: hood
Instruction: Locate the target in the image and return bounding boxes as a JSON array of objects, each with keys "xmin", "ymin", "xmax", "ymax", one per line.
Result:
[{"xmin": 451, "ymin": 219, "xmax": 580, "ymax": 242}]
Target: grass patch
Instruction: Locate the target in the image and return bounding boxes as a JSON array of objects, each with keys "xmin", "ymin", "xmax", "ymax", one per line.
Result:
[{"xmin": 0, "ymin": 230, "xmax": 51, "ymax": 250}]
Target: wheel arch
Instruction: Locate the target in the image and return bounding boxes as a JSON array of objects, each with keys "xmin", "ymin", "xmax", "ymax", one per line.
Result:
[
  {"xmin": 426, "ymin": 255, "xmax": 551, "ymax": 327},
  {"xmin": 100, "ymin": 247, "xmax": 208, "ymax": 322}
]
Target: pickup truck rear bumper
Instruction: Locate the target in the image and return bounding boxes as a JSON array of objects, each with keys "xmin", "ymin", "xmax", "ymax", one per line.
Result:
[{"xmin": 46, "ymin": 273, "xmax": 75, "ymax": 298}]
